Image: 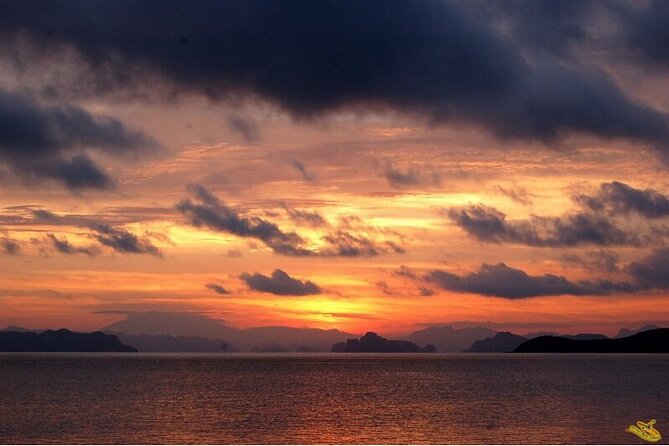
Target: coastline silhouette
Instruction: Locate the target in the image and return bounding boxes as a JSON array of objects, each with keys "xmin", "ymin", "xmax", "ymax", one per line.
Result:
[
  {"xmin": 514, "ymin": 328, "xmax": 669, "ymax": 353},
  {"xmin": 0, "ymin": 329, "xmax": 136, "ymax": 352}
]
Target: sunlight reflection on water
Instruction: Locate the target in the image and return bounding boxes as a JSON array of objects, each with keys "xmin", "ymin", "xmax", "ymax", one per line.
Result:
[{"xmin": 0, "ymin": 353, "xmax": 666, "ymax": 444}]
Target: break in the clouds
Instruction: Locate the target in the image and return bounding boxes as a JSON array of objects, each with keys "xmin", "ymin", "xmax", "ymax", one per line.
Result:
[
  {"xmin": 4, "ymin": 2, "xmax": 669, "ymax": 159},
  {"xmin": 205, "ymin": 282, "xmax": 231, "ymax": 296},
  {"xmin": 446, "ymin": 181, "xmax": 669, "ymax": 248},
  {"xmin": 240, "ymin": 269, "xmax": 322, "ymax": 296},
  {"xmin": 425, "ymin": 263, "xmax": 636, "ymax": 299},
  {"xmin": 89, "ymin": 223, "xmax": 161, "ymax": 257},
  {"xmin": 176, "ymin": 184, "xmax": 404, "ymax": 257},
  {"xmin": 0, "ymin": 89, "xmax": 155, "ymax": 189}
]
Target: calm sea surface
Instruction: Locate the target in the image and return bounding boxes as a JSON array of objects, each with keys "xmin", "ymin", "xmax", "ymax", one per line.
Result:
[{"xmin": 0, "ymin": 353, "xmax": 667, "ymax": 444}]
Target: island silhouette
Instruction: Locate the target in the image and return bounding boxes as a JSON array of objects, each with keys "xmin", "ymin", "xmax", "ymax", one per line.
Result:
[
  {"xmin": 2, "ymin": 319, "xmax": 666, "ymax": 354},
  {"xmin": 0, "ymin": 329, "xmax": 136, "ymax": 352},
  {"xmin": 331, "ymin": 332, "xmax": 436, "ymax": 353}
]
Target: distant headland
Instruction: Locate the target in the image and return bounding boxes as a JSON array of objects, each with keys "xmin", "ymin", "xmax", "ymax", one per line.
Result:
[
  {"xmin": 0, "ymin": 329, "xmax": 137, "ymax": 352},
  {"xmin": 332, "ymin": 332, "xmax": 436, "ymax": 353},
  {"xmin": 514, "ymin": 328, "xmax": 669, "ymax": 353}
]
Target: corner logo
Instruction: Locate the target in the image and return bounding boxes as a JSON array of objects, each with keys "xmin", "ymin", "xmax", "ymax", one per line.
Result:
[{"xmin": 627, "ymin": 419, "xmax": 662, "ymax": 443}]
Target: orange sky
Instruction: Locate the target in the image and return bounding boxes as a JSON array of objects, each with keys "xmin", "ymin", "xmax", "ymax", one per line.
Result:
[
  {"xmin": 2, "ymin": 2, "xmax": 669, "ymax": 337},
  {"xmin": 1, "ymin": 100, "xmax": 668, "ymax": 336}
]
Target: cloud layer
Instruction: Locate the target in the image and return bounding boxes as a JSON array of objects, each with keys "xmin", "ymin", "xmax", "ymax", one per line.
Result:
[
  {"xmin": 0, "ymin": 89, "xmax": 155, "ymax": 189},
  {"xmin": 176, "ymin": 184, "xmax": 404, "ymax": 257},
  {"xmin": 417, "ymin": 246, "xmax": 669, "ymax": 299},
  {"xmin": 426, "ymin": 263, "xmax": 634, "ymax": 299},
  {"xmin": 3, "ymin": 1, "xmax": 669, "ymax": 157},
  {"xmin": 446, "ymin": 181, "xmax": 669, "ymax": 247}
]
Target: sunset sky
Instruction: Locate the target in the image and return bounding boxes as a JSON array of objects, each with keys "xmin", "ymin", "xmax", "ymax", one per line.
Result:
[{"xmin": 2, "ymin": 0, "xmax": 669, "ymax": 336}]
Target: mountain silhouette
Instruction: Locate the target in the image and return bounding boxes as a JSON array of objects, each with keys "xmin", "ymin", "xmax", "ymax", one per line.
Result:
[
  {"xmin": 0, "ymin": 329, "xmax": 136, "ymax": 352},
  {"xmin": 110, "ymin": 333, "xmax": 238, "ymax": 352},
  {"xmin": 462, "ymin": 331, "xmax": 607, "ymax": 352},
  {"xmin": 514, "ymin": 328, "xmax": 669, "ymax": 353},
  {"xmin": 103, "ymin": 312, "xmax": 239, "ymax": 338},
  {"xmin": 102, "ymin": 311, "xmax": 353, "ymax": 351},
  {"xmin": 564, "ymin": 333, "xmax": 608, "ymax": 340},
  {"xmin": 405, "ymin": 325, "xmax": 495, "ymax": 352},
  {"xmin": 464, "ymin": 332, "xmax": 528, "ymax": 352},
  {"xmin": 332, "ymin": 332, "xmax": 436, "ymax": 353},
  {"xmin": 616, "ymin": 324, "xmax": 659, "ymax": 338},
  {"xmin": 0, "ymin": 326, "xmax": 34, "ymax": 332}
]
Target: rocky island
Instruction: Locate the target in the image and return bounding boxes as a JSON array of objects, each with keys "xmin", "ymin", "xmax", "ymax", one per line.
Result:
[{"xmin": 332, "ymin": 332, "xmax": 436, "ymax": 353}]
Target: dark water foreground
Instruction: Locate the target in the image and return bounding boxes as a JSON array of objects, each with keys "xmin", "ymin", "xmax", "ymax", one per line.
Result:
[{"xmin": 0, "ymin": 353, "xmax": 667, "ymax": 444}]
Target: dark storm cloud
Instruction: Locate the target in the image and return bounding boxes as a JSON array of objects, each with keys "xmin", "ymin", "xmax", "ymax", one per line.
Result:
[
  {"xmin": 471, "ymin": 1, "xmax": 669, "ymax": 71},
  {"xmin": 0, "ymin": 89, "xmax": 155, "ymax": 189},
  {"xmin": 176, "ymin": 184, "xmax": 404, "ymax": 257},
  {"xmin": 89, "ymin": 223, "xmax": 161, "ymax": 256},
  {"xmin": 46, "ymin": 233, "xmax": 98, "ymax": 256},
  {"xmin": 227, "ymin": 114, "xmax": 261, "ymax": 142},
  {"xmin": 289, "ymin": 160, "xmax": 315, "ymax": 182},
  {"xmin": 205, "ymin": 282, "xmax": 231, "ymax": 295},
  {"xmin": 575, "ymin": 181, "xmax": 669, "ymax": 219},
  {"xmin": 3, "ymin": 2, "xmax": 669, "ymax": 156},
  {"xmin": 603, "ymin": 0, "xmax": 669, "ymax": 69},
  {"xmin": 426, "ymin": 262, "xmax": 635, "ymax": 298},
  {"xmin": 240, "ymin": 269, "xmax": 322, "ymax": 296},
  {"xmin": 47, "ymin": 154, "xmax": 113, "ymax": 190},
  {"xmin": 471, "ymin": 0, "xmax": 596, "ymax": 56}
]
